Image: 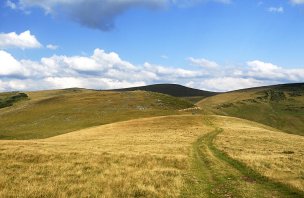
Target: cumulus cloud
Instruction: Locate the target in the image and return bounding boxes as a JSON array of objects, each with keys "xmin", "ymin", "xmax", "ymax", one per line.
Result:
[
  {"xmin": 44, "ymin": 77, "xmax": 146, "ymax": 90},
  {"xmin": 0, "ymin": 49, "xmax": 303, "ymax": 92},
  {"xmin": 188, "ymin": 57, "xmax": 219, "ymax": 68},
  {"xmin": 198, "ymin": 77, "xmax": 264, "ymax": 92},
  {"xmin": 13, "ymin": 0, "xmax": 230, "ymax": 31},
  {"xmin": 0, "ymin": 50, "xmax": 24, "ymax": 77},
  {"xmin": 246, "ymin": 60, "xmax": 304, "ymax": 81},
  {"xmin": 185, "ymin": 60, "xmax": 304, "ymax": 91},
  {"xmin": 268, "ymin": 6, "xmax": 284, "ymax": 13},
  {"xmin": 0, "ymin": 30, "xmax": 42, "ymax": 49},
  {"xmin": 0, "ymin": 48, "xmax": 203, "ymax": 91},
  {"xmin": 143, "ymin": 62, "xmax": 210, "ymax": 85}
]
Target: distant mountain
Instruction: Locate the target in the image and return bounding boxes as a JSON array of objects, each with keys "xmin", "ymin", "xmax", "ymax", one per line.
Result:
[
  {"xmin": 111, "ymin": 84, "xmax": 218, "ymax": 97},
  {"xmin": 197, "ymin": 83, "xmax": 304, "ymax": 136}
]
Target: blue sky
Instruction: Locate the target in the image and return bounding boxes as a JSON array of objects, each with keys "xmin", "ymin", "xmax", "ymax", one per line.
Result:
[{"xmin": 0, "ymin": 0, "xmax": 304, "ymax": 92}]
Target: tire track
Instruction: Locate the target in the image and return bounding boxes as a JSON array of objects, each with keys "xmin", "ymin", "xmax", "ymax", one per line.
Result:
[{"xmin": 182, "ymin": 125, "xmax": 303, "ymax": 197}]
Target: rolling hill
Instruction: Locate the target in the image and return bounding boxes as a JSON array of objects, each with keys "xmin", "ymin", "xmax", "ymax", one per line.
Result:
[
  {"xmin": 111, "ymin": 84, "xmax": 218, "ymax": 103},
  {"xmin": 197, "ymin": 83, "xmax": 304, "ymax": 136},
  {"xmin": 0, "ymin": 115, "xmax": 302, "ymax": 197},
  {"xmin": 0, "ymin": 83, "xmax": 304, "ymax": 197},
  {"xmin": 0, "ymin": 88, "xmax": 194, "ymax": 140}
]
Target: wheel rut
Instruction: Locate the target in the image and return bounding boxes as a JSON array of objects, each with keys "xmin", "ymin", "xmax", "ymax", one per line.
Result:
[{"xmin": 182, "ymin": 123, "xmax": 303, "ymax": 198}]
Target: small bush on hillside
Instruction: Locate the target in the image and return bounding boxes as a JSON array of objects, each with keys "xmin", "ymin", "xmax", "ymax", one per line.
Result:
[{"xmin": 0, "ymin": 93, "xmax": 28, "ymax": 109}]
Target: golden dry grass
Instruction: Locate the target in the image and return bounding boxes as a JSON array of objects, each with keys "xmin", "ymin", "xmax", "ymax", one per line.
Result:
[
  {"xmin": 0, "ymin": 115, "xmax": 213, "ymax": 197},
  {"xmin": 213, "ymin": 116, "xmax": 304, "ymax": 192}
]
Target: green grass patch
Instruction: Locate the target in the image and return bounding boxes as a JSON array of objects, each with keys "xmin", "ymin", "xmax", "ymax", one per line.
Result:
[
  {"xmin": 0, "ymin": 90, "xmax": 193, "ymax": 140},
  {"xmin": 0, "ymin": 92, "xmax": 28, "ymax": 109},
  {"xmin": 198, "ymin": 83, "xmax": 304, "ymax": 136}
]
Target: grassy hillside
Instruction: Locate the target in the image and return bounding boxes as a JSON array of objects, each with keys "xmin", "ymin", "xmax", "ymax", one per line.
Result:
[
  {"xmin": 1, "ymin": 84, "xmax": 303, "ymax": 196},
  {"xmin": 0, "ymin": 115, "xmax": 213, "ymax": 197},
  {"xmin": 111, "ymin": 84, "xmax": 218, "ymax": 102},
  {"xmin": 213, "ymin": 115, "xmax": 304, "ymax": 192},
  {"xmin": 0, "ymin": 115, "xmax": 302, "ymax": 197},
  {"xmin": 197, "ymin": 83, "xmax": 304, "ymax": 135},
  {"xmin": 0, "ymin": 89, "xmax": 194, "ymax": 140}
]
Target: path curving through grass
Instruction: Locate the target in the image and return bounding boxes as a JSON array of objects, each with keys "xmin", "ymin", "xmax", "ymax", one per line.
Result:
[{"xmin": 182, "ymin": 123, "xmax": 303, "ymax": 198}]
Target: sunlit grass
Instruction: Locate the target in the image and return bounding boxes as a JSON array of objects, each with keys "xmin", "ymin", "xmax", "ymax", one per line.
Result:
[
  {"xmin": 213, "ymin": 116, "xmax": 304, "ymax": 192},
  {"xmin": 197, "ymin": 84, "xmax": 304, "ymax": 136},
  {"xmin": 0, "ymin": 115, "xmax": 213, "ymax": 197},
  {"xmin": 0, "ymin": 89, "xmax": 193, "ymax": 140}
]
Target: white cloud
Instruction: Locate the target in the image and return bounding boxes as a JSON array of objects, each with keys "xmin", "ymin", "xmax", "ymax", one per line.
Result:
[
  {"xmin": 144, "ymin": 62, "xmax": 207, "ymax": 79},
  {"xmin": 198, "ymin": 77, "xmax": 265, "ymax": 92},
  {"xmin": 13, "ymin": 0, "xmax": 231, "ymax": 31},
  {"xmin": 0, "ymin": 30, "xmax": 42, "ymax": 49},
  {"xmin": 46, "ymin": 44, "xmax": 58, "ymax": 50},
  {"xmin": 92, "ymin": 49, "xmax": 136, "ymax": 71},
  {"xmin": 0, "ymin": 50, "xmax": 24, "ymax": 77},
  {"xmin": 0, "ymin": 48, "xmax": 210, "ymax": 91},
  {"xmin": 64, "ymin": 56, "xmax": 101, "ymax": 73},
  {"xmin": 0, "ymin": 49, "xmax": 303, "ymax": 92},
  {"xmin": 290, "ymin": 0, "xmax": 304, "ymax": 4},
  {"xmin": 0, "ymin": 49, "xmax": 180, "ymax": 91},
  {"xmin": 247, "ymin": 60, "xmax": 285, "ymax": 79},
  {"xmin": 246, "ymin": 60, "xmax": 304, "ymax": 81},
  {"xmin": 186, "ymin": 60, "xmax": 304, "ymax": 91},
  {"xmin": 268, "ymin": 6, "xmax": 284, "ymax": 13},
  {"xmin": 45, "ymin": 77, "xmax": 146, "ymax": 90},
  {"xmin": 188, "ymin": 57, "xmax": 219, "ymax": 68}
]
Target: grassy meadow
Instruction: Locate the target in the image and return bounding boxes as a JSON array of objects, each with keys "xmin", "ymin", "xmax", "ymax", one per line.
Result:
[
  {"xmin": 197, "ymin": 83, "xmax": 304, "ymax": 136},
  {"xmin": 213, "ymin": 116, "xmax": 304, "ymax": 192},
  {"xmin": 0, "ymin": 115, "xmax": 213, "ymax": 197},
  {"xmin": 0, "ymin": 89, "xmax": 193, "ymax": 139},
  {"xmin": 0, "ymin": 85, "xmax": 303, "ymax": 197},
  {"xmin": 1, "ymin": 114, "xmax": 303, "ymax": 197}
]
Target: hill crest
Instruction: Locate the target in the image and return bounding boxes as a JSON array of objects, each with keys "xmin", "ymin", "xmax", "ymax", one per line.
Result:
[{"xmin": 109, "ymin": 83, "xmax": 218, "ymax": 97}]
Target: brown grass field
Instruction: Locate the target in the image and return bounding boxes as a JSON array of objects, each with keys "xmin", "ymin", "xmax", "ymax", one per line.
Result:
[
  {"xmin": 0, "ymin": 115, "xmax": 213, "ymax": 197},
  {"xmin": 213, "ymin": 116, "xmax": 304, "ymax": 192},
  {"xmin": 0, "ymin": 87, "xmax": 303, "ymax": 197},
  {"xmin": 1, "ymin": 114, "xmax": 303, "ymax": 197}
]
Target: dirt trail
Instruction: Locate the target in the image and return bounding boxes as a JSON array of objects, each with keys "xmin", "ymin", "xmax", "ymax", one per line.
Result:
[{"xmin": 182, "ymin": 123, "xmax": 303, "ymax": 198}]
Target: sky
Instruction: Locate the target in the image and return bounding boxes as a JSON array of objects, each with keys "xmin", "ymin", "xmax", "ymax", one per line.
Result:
[{"xmin": 0, "ymin": 0, "xmax": 304, "ymax": 92}]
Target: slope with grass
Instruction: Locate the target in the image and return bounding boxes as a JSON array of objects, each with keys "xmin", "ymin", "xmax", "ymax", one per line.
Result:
[
  {"xmin": 112, "ymin": 83, "xmax": 218, "ymax": 103},
  {"xmin": 197, "ymin": 83, "xmax": 304, "ymax": 135},
  {"xmin": 0, "ymin": 115, "xmax": 213, "ymax": 197},
  {"xmin": 213, "ymin": 115, "xmax": 304, "ymax": 193},
  {"xmin": 0, "ymin": 115, "xmax": 303, "ymax": 197},
  {"xmin": 0, "ymin": 89, "xmax": 194, "ymax": 140},
  {"xmin": 1, "ymin": 84, "xmax": 303, "ymax": 197}
]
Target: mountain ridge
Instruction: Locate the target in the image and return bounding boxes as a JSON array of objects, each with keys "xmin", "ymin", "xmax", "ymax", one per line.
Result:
[{"xmin": 108, "ymin": 83, "xmax": 218, "ymax": 97}]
